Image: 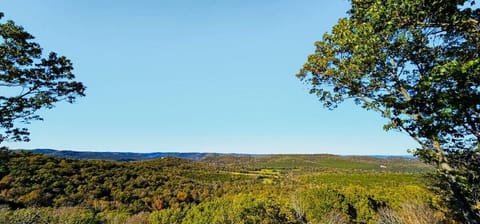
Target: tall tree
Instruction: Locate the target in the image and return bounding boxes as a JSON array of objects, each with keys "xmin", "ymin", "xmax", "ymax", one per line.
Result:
[
  {"xmin": 0, "ymin": 12, "xmax": 85, "ymax": 144},
  {"xmin": 297, "ymin": 0, "xmax": 479, "ymax": 222}
]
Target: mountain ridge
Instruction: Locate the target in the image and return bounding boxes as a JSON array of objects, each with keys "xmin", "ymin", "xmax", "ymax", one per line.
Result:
[
  {"xmin": 16, "ymin": 148, "xmax": 251, "ymax": 161},
  {"xmin": 15, "ymin": 148, "xmax": 415, "ymax": 162}
]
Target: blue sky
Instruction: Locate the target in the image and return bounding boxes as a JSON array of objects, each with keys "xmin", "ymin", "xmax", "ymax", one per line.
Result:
[{"xmin": 2, "ymin": 0, "xmax": 418, "ymax": 154}]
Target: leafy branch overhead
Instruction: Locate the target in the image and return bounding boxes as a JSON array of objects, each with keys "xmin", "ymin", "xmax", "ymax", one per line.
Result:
[
  {"xmin": 0, "ymin": 12, "xmax": 85, "ymax": 143},
  {"xmin": 297, "ymin": 0, "xmax": 479, "ymax": 222}
]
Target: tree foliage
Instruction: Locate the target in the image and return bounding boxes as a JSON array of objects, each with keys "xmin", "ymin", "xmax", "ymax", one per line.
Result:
[
  {"xmin": 0, "ymin": 12, "xmax": 85, "ymax": 144},
  {"xmin": 297, "ymin": 0, "xmax": 479, "ymax": 222}
]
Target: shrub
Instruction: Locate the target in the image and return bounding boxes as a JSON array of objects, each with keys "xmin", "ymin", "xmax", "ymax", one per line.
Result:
[
  {"xmin": 378, "ymin": 202, "xmax": 445, "ymax": 224},
  {"xmin": 0, "ymin": 207, "xmax": 100, "ymax": 224}
]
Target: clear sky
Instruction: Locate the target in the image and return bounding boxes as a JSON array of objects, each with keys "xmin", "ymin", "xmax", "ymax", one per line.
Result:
[{"xmin": 1, "ymin": 0, "xmax": 418, "ymax": 155}]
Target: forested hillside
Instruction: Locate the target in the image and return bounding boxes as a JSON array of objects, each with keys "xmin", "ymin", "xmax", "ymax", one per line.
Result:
[
  {"xmin": 22, "ymin": 149, "xmax": 220, "ymax": 161},
  {"xmin": 0, "ymin": 151, "xmax": 449, "ymax": 223}
]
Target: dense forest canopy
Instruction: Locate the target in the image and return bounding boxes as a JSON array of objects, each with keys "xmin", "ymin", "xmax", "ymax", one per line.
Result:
[{"xmin": 0, "ymin": 151, "xmax": 437, "ymax": 223}]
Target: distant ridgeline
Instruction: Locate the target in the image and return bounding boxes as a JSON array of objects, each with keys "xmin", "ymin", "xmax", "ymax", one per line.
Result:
[
  {"xmin": 16, "ymin": 148, "xmax": 415, "ymax": 162},
  {"xmin": 15, "ymin": 149, "xmax": 253, "ymax": 161}
]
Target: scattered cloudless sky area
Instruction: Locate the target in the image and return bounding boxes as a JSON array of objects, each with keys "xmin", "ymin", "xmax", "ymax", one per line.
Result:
[{"xmin": 2, "ymin": 0, "xmax": 418, "ymax": 155}]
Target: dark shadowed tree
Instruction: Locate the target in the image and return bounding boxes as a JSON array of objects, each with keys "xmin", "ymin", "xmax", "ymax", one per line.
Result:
[
  {"xmin": 0, "ymin": 12, "xmax": 85, "ymax": 145},
  {"xmin": 297, "ymin": 0, "xmax": 479, "ymax": 222}
]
